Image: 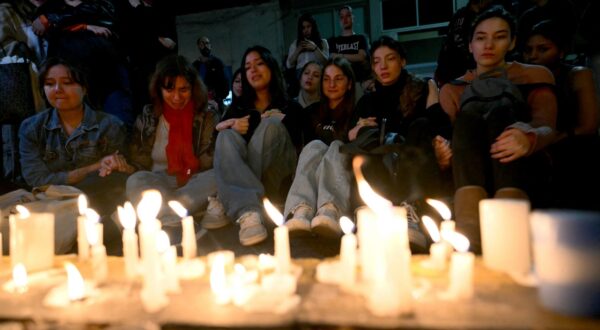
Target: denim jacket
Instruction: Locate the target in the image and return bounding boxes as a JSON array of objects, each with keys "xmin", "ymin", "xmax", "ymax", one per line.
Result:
[
  {"xmin": 129, "ymin": 104, "xmax": 218, "ymax": 172},
  {"xmin": 19, "ymin": 105, "xmax": 126, "ymax": 187}
]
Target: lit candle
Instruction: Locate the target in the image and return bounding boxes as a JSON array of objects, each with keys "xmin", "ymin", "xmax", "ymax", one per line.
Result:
[
  {"xmin": 77, "ymin": 194, "xmax": 90, "ymax": 261},
  {"xmin": 65, "ymin": 262, "xmax": 85, "ymax": 301},
  {"xmin": 446, "ymin": 232, "xmax": 474, "ymax": 300},
  {"xmin": 0, "ymin": 210, "xmax": 3, "ymax": 258},
  {"xmin": 9, "ymin": 205, "xmax": 54, "ymax": 272},
  {"xmin": 210, "ymin": 253, "xmax": 230, "ymax": 305},
  {"xmin": 168, "ymin": 200, "xmax": 197, "ymax": 260},
  {"xmin": 427, "ymin": 198, "xmax": 455, "ymax": 258},
  {"xmin": 422, "ymin": 215, "xmax": 447, "ymax": 270},
  {"xmin": 263, "ymin": 198, "xmax": 290, "ymax": 274},
  {"xmin": 85, "ymin": 211, "xmax": 107, "ymax": 285},
  {"xmin": 157, "ymin": 230, "xmax": 180, "ymax": 294},
  {"xmin": 118, "ymin": 202, "xmax": 139, "ymax": 279},
  {"xmin": 339, "ymin": 216, "xmax": 357, "ymax": 287},
  {"xmin": 12, "ymin": 263, "xmax": 28, "ymax": 293}
]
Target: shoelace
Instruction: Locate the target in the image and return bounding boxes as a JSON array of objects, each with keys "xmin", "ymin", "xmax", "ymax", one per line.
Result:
[{"xmin": 400, "ymin": 201, "xmax": 420, "ymax": 224}]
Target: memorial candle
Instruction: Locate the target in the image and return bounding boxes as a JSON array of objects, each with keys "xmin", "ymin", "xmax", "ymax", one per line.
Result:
[
  {"xmin": 77, "ymin": 194, "xmax": 89, "ymax": 261},
  {"xmin": 339, "ymin": 216, "xmax": 357, "ymax": 287},
  {"xmin": 422, "ymin": 215, "xmax": 447, "ymax": 270},
  {"xmin": 263, "ymin": 198, "xmax": 290, "ymax": 274},
  {"xmin": 12, "ymin": 263, "xmax": 28, "ymax": 293},
  {"xmin": 118, "ymin": 202, "xmax": 139, "ymax": 279},
  {"xmin": 85, "ymin": 211, "xmax": 107, "ymax": 285},
  {"xmin": 168, "ymin": 200, "xmax": 197, "ymax": 260},
  {"xmin": 446, "ymin": 232, "xmax": 474, "ymax": 300},
  {"xmin": 65, "ymin": 262, "xmax": 85, "ymax": 301},
  {"xmin": 427, "ymin": 198, "xmax": 455, "ymax": 258},
  {"xmin": 157, "ymin": 230, "xmax": 180, "ymax": 294},
  {"xmin": 10, "ymin": 205, "xmax": 54, "ymax": 272}
]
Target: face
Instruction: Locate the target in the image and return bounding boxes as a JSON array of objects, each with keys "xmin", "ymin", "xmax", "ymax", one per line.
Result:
[
  {"xmin": 372, "ymin": 46, "xmax": 405, "ymax": 86},
  {"xmin": 300, "ymin": 63, "xmax": 322, "ymax": 94},
  {"xmin": 469, "ymin": 17, "xmax": 515, "ymax": 72},
  {"xmin": 232, "ymin": 72, "xmax": 242, "ymax": 97},
  {"xmin": 198, "ymin": 37, "xmax": 211, "ymax": 56},
  {"xmin": 43, "ymin": 64, "xmax": 85, "ymax": 112},
  {"xmin": 244, "ymin": 51, "xmax": 272, "ymax": 92},
  {"xmin": 322, "ymin": 64, "xmax": 350, "ymax": 106},
  {"xmin": 339, "ymin": 8, "xmax": 353, "ymax": 30},
  {"xmin": 523, "ymin": 34, "xmax": 562, "ymax": 67},
  {"xmin": 302, "ymin": 21, "xmax": 312, "ymax": 39},
  {"xmin": 161, "ymin": 76, "xmax": 192, "ymax": 110}
]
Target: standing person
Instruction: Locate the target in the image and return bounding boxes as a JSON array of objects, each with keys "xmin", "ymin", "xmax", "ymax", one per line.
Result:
[
  {"xmin": 214, "ymin": 45, "xmax": 302, "ymax": 246},
  {"xmin": 439, "ymin": 6, "xmax": 558, "ymax": 252},
  {"xmin": 284, "ymin": 57, "xmax": 355, "ymax": 238},
  {"xmin": 126, "ymin": 55, "xmax": 222, "ymax": 234},
  {"xmin": 328, "ymin": 5, "xmax": 370, "ymax": 97},
  {"xmin": 295, "ymin": 61, "xmax": 322, "ymax": 108},
  {"xmin": 435, "ymin": 0, "xmax": 494, "ymax": 87},
  {"xmin": 522, "ymin": 20, "xmax": 600, "ymax": 210},
  {"xmin": 286, "ymin": 14, "xmax": 328, "ymax": 78},
  {"xmin": 19, "ymin": 57, "xmax": 131, "ymax": 216},
  {"xmin": 192, "ymin": 36, "xmax": 229, "ymax": 116}
]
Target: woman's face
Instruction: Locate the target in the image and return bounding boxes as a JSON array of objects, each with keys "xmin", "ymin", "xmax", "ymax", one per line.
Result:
[
  {"xmin": 232, "ymin": 72, "xmax": 242, "ymax": 97},
  {"xmin": 43, "ymin": 64, "xmax": 85, "ymax": 113},
  {"xmin": 302, "ymin": 21, "xmax": 312, "ymax": 39},
  {"xmin": 161, "ymin": 76, "xmax": 192, "ymax": 110},
  {"xmin": 300, "ymin": 63, "xmax": 322, "ymax": 94},
  {"xmin": 469, "ymin": 17, "xmax": 515, "ymax": 72},
  {"xmin": 322, "ymin": 64, "xmax": 350, "ymax": 106},
  {"xmin": 523, "ymin": 34, "xmax": 562, "ymax": 68},
  {"xmin": 245, "ymin": 51, "xmax": 272, "ymax": 92},
  {"xmin": 372, "ymin": 46, "xmax": 405, "ymax": 86}
]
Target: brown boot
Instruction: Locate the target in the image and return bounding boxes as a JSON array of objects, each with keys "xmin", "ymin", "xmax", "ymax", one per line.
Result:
[
  {"xmin": 494, "ymin": 187, "xmax": 528, "ymax": 200},
  {"xmin": 454, "ymin": 185, "xmax": 487, "ymax": 254}
]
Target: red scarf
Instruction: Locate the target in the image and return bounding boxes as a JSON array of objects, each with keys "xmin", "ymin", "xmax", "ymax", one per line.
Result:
[{"xmin": 163, "ymin": 101, "xmax": 200, "ymax": 186}]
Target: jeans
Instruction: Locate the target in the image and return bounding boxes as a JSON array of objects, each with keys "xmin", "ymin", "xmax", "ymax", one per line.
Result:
[
  {"xmin": 283, "ymin": 140, "xmax": 351, "ymax": 217},
  {"xmin": 126, "ymin": 169, "xmax": 217, "ymax": 222},
  {"xmin": 214, "ymin": 118, "xmax": 297, "ymax": 219}
]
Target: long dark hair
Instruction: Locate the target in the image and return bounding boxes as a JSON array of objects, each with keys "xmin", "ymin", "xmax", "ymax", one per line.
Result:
[
  {"xmin": 39, "ymin": 57, "xmax": 90, "ymax": 108},
  {"xmin": 469, "ymin": 5, "xmax": 517, "ymax": 42},
  {"xmin": 295, "ymin": 13, "xmax": 324, "ymax": 50},
  {"xmin": 240, "ymin": 45, "xmax": 287, "ymax": 109},
  {"xmin": 149, "ymin": 54, "xmax": 207, "ymax": 116},
  {"xmin": 370, "ymin": 35, "xmax": 407, "ymax": 63},
  {"xmin": 319, "ymin": 57, "xmax": 355, "ymax": 120}
]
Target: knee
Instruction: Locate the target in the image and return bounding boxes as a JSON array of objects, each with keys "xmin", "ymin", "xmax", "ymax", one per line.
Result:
[
  {"xmin": 306, "ymin": 140, "xmax": 328, "ymax": 152},
  {"xmin": 259, "ymin": 118, "xmax": 288, "ymax": 142},
  {"xmin": 216, "ymin": 129, "xmax": 243, "ymax": 149}
]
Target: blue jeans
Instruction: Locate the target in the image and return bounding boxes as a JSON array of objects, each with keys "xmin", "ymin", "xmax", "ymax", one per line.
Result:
[
  {"xmin": 214, "ymin": 118, "xmax": 297, "ymax": 219},
  {"xmin": 283, "ymin": 140, "xmax": 352, "ymax": 218}
]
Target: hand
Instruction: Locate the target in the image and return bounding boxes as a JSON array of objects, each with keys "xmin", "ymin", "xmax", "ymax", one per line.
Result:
[
  {"xmin": 87, "ymin": 25, "xmax": 112, "ymax": 37},
  {"xmin": 158, "ymin": 37, "xmax": 176, "ymax": 49},
  {"xmin": 231, "ymin": 115, "xmax": 250, "ymax": 135},
  {"xmin": 348, "ymin": 117, "xmax": 378, "ymax": 141},
  {"xmin": 207, "ymin": 99, "xmax": 219, "ymax": 112},
  {"xmin": 426, "ymin": 79, "xmax": 439, "ymax": 108},
  {"xmin": 261, "ymin": 109, "xmax": 285, "ymax": 121},
  {"xmin": 490, "ymin": 129, "xmax": 531, "ymax": 163},
  {"xmin": 32, "ymin": 17, "xmax": 47, "ymax": 36},
  {"xmin": 300, "ymin": 40, "xmax": 317, "ymax": 51},
  {"xmin": 99, "ymin": 152, "xmax": 132, "ymax": 176},
  {"xmin": 433, "ymin": 135, "xmax": 452, "ymax": 170}
]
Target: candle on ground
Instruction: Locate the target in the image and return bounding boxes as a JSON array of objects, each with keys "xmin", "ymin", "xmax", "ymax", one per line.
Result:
[
  {"xmin": 157, "ymin": 230, "xmax": 180, "ymax": 293},
  {"xmin": 65, "ymin": 262, "xmax": 86, "ymax": 301},
  {"xmin": 422, "ymin": 215, "xmax": 447, "ymax": 270},
  {"xmin": 9, "ymin": 205, "xmax": 54, "ymax": 272},
  {"xmin": 446, "ymin": 232, "xmax": 474, "ymax": 300},
  {"xmin": 118, "ymin": 202, "xmax": 139, "ymax": 279},
  {"xmin": 77, "ymin": 194, "xmax": 90, "ymax": 261},
  {"xmin": 85, "ymin": 212, "xmax": 108, "ymax": 285},
  {"xmin": 168, "ymin": 200, "xmax": 197, "ymax": 260},
  {"xmin": 339, "ymin": 216, "xmax": 357, "ymax": 287},
  {"xmin": 263, "ymin": 198, "xmax": 290, "ymax": 274},
  {"xmin": 427, "ymin": 198, "xmax": 455, "ymax": 258}
]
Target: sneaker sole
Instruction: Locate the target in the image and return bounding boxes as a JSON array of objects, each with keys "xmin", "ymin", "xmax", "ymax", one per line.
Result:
[
  {"xmin": 311, "ymin": 216, "xmax": 342, "ymax": 239},
  {"xmin": 239, "ymin": 231, "xmax": 268, "ymax": 246},
  {"xmin": 285, "ymin": 218, "xmax": 312, "ymax": 237},
  {"xmin": 201, "ymin": 214, "xmax": 230, "ymax": 230}
]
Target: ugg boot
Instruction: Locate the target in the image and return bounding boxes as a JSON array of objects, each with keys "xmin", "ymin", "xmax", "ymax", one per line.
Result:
[
  {"xmin": 454, "ymin": 185, "xmax": 487, "ymax": 254},
  {"xmin": 494, "ymin": 187, "xmax": 528, "ymax": 200}
]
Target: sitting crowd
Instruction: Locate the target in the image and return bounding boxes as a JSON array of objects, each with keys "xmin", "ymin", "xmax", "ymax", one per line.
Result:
[{"xmin": 3, "ymin": 2, "xmax": 600, "ymax": 255}]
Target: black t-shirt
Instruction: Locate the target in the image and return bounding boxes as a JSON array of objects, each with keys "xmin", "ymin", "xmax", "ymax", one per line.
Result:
[{"xmin": 328, "ymin": 34, "xmax": 370, "ymax": 81}]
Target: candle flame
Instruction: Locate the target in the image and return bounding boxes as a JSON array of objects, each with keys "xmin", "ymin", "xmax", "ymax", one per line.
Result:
[
  {"xmin": 442, "ymin": 231, "xmax": 470, "ymax": 253},
  {"xmin": 234, "ymin": 263, "xmax": 246, "ymax": 275},
  {"xmin": 210, "ymin": 254, "xmax": 228, "ymax": 295},
  {"xmin": 65, "ymin": 262, "xmax": 85, "ymax": 301},
  {"xmin": 168, "ymin": 200, "xmax": 187, "ymax": 218},
  {"xmin": 156, "ymin": 230, "xmax": 170, "ymax": 253},
  {"xmin": 352, "ymin": 157, "xmax": 393, "ymax": 211},
  {"xmin": 263, "ymin": 198, "xmax": 283, "ymax": 226},
  {"xmin": 422, "ymin": 215, "xmax": 441, "ymax": 243},
  {"xmin": 15, "ymin": 205, "xmax": 30, "ymax": 219},
  {"xmin": 77, "ymin": 194, "xmax": 88, "ymax": 216},
  {"xmin": 137, "ymin": 190, "xmax": 162, "ymax": 224},
  {"xmin": 118, "ymin": 202, "xmax": 137, "ymax": 230},
  {"xmin": 84, "ymin": 208, "xmax": 100, "ymax": 223},
  {"xmin": 12, "ymin": 263, "xmax": 28, "ymax": 291},
  {"xmin": 340, "ymin": 216, "xmax": 355, "ymax": 235},
  {"xmin": 426, "ymin": 199, "xmax": 451, "ymax": 221},
  {"xmin": 85, "ymin": 220, "xmax": 99, "ymax": 246}
]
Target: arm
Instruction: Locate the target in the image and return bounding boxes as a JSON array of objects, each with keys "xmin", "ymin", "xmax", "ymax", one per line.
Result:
[{"xmin": 286, "ymin": 41, "xmax": 301, "ymax": 69}]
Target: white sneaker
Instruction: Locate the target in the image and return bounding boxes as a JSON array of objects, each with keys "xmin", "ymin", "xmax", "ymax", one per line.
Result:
[
  {"xmin": 285, "ymin": 205, "xmax": 312, "ymax": 235},
  {"xmin": 201, "ymin": 196, "xmax": 230, "ymax": 229},
  {"xmin": 237, "ymin": 211, "xmax": 268, "ymax": 246},
  {"xmin": 311, "ymin": 203, "xmax": 342, "ymax": 238}
]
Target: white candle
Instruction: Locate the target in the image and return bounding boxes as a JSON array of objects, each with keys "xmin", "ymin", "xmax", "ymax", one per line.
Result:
[
  {"xmin": 168, "ymin": 200, "xmax": 197, "ymax": 260},
  {"xmin": 77, "ymin": 195, "xmax": 89, "ymax": 261},
  {"xmin": 210, "ymin": 253, "xmax": 230, "ymax": 305},
  {"xmin": 86, "ymin": 219, "xmax": 107, "ymax": 285},
  {"xmin": 118, "ymin": 202, "xmax": 139, "ymax": 279},
  {"xmin": 446, "ymin": 232, "xmax": 474, "ymax": 300},
  {"xmin": 422, "ymin": 215, "xmax": 447, "ymax": 270},
  {"xmin": 157, "ymin": 230, "xmax": 180, "ymax": 294},
  {"xmin": 339, "ymin": 216, "xmax": 357, "ymax": 287},
  {"xmin": 65, "ymin": 262, "xmax": 85, "ymax": 301},
  {"xmin": 12, "ymin": 263, "xmax": 28, "ymax": 293},
  {"xmin": 9, "ymin": 205, "xmax": 54, "ymax": 272},
  {"xmin": 427, "ymin": 199, "xmax": 455, "ymax": 258},
  {"xmin": 263, "ymin": 198, "xmax": 290, "ymax": 274}
]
